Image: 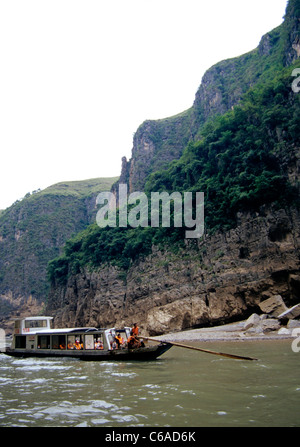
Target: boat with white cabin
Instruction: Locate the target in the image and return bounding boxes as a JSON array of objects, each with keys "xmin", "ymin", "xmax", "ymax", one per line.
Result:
[{"xmin": 4, "ymin": 316, "xmax": 172, "ymax": 361}]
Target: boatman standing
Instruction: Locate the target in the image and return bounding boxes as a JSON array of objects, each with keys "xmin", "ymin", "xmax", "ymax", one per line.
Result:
[{"xmin": 131, "ymin": 323, "xmax": 139, "ymax": 336}]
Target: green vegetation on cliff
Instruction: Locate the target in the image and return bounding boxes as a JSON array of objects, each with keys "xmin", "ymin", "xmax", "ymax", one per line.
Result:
[
  {"xmin": 0, "ymin": 177, "xmax": 118, "ymax": 307},
  {"xmin": 145, "ymin": 67, "xmax": 300, "ymax": 230},
  {"xmin": 2, "ymin": 0, "xmax": 300, "ymax": 305},
  {"xmin": 124, "ymin": 0, "xmax": 300, "ymax": 193},
  {"xmin": 48, "ymin": 65, "xmax": 300, "ymax": 285},
  {"xmin": 47, "ymin": 0, "xmax": 300, "ymax": 286}
]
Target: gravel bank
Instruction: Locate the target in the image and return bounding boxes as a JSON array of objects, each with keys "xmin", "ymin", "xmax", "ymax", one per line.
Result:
[{"xmin": 152, "ymin": 320, "xmax": 295, "ymax": 343}]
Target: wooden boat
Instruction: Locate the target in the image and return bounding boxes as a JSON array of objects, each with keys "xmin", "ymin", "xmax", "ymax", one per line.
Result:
[{"xmin": 4, "ymin": 316, "xmax": 172, "ymax": 361}]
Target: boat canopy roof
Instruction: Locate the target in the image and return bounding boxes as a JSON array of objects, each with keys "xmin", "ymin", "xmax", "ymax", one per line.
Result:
[
  {"xmin": 14, "ymin": 316, "xmax": 53, "ymax": 321},
  {"xmin": 26, "ymin": 327, "xmax": 99, "ymax": 335},
  {"xmin": 13, "ymin": 316, "xmax": 132, "ymax": 338}
]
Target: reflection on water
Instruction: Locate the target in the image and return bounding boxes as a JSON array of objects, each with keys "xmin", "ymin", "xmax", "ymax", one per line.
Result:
[{"xmin": 0, "ymin": 340, "xmax": 299, "ymax": 427}]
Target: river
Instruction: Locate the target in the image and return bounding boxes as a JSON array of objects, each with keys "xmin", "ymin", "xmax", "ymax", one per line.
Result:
[{"xmin": 0, "ymin": 340, "xmax": 299, "ymax": 428}]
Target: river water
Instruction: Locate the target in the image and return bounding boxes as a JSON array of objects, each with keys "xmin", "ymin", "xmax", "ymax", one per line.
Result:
[{"xmin": 0, "ymin": 340, "xmax": 299, "ymax": 428}]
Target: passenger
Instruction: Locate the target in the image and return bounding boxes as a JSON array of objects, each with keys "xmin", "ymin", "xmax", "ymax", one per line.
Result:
[
  {"xmin": 95, "ymin": 339, "xmax": 104, "ymax": 350},
  {"xmin": 114, "ymin": 336, "xmax": 119, "ymax": 349},
  {"xmin": 131, "ymin": 323, "xmax": 139, "ymax": 336},
  {"xmin": 115, "ymin": 333, "xmax": 124, "ymax": 349},
  {"xmin": 111, "ymin": 340, "xmax": 117, "ymax": 350},
  {"xmin": 59, "ymin": 343, "xmax": 66, "ymax": 350},
  {"xmin": 127, "ymin": 334, "xmax": 141, "ymax": 349},
  {"xmin": 75, "ymin": 339, "xmax": 82, "ymax": 350},
  {"xmin": 67, "ymin": 341, "xmax": 74, "ymax": 350}
]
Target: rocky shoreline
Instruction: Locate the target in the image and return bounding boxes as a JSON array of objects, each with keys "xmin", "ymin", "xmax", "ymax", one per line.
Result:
[
  {"xmin": 153, "ymin": 296, "xmax": 300, "ymax": 343},
  {"xmin": 153, "ymin": 320, "xmax": 295, "ymax": 343}
]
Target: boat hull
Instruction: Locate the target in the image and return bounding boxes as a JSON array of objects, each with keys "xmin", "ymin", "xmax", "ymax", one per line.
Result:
[{"xmin": 4, "ymin": 343, "xmax": 172, "ymax": 361}]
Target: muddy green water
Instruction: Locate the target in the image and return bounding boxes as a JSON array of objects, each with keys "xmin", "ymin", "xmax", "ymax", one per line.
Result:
[{"xmin": 0, "ymin": 340, "xmax": 299, "ymax": 427}]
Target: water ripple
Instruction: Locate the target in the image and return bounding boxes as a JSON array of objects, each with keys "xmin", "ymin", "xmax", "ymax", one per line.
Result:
[{"xmin": 0, "ymin": 341, "xmax": 299, "ymax": 427}]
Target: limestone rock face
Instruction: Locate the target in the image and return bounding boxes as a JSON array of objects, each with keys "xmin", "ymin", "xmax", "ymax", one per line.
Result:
[
  {"xmin": 46, "ymin": 207, "xmax": 300, "ymax": 335},
  {"xmin": 114, "ymin": 113, "xmax": 192, "ymax": 195},
  {"xmin": 114, "ymin": 1, "xmax": 300, "ymax": 197}
]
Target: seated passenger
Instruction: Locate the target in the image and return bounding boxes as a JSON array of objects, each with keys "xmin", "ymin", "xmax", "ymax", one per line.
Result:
[
  {"xmin": 127, "ymin": 334, "xmax": 141, "ymax": 349},
  {"xmin": 95, "ymin": 339, "xmax": 104, "ymax": 350},
  {"xmin": 115, "ymin": 333, "xmax": 124, "ymax": 349},
  {"xmin": 75, "ymin": 339, "xmax": 82, "ymax": 350}
]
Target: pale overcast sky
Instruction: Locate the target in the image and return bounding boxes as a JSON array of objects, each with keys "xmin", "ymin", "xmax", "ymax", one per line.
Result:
[{"xmin": 0, "ymin": 0, "xmax": 288, "ymax": 209}]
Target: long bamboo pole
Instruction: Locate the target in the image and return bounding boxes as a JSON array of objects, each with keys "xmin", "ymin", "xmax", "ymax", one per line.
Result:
[{"xmin": 139, "ymin": 336, "xmax": 257, "ymax": 361}]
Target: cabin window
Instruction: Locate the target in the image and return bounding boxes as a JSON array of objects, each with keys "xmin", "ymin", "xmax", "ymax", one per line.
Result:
[
  {"xmin": 15, "ymin": 336, "xmax": 26, "ymax": 349},
  {"xmin": 85, "ymin": 334, "xmax": 94, "ymax": 350},
  {"xmin": 52, "ymin": 335, "xmax": 66, "ymax": 350},
  {"xmin": 25, "ymin": 319, "xmax": 48, "ymax": 329},
  {"xmin": 67, "ymin": 335, "xmax": 83, "ymax": 350},
  {"xmin": 37, "ymin": 335, "xmax": 50, "ymax": 349},
  {"xmin": 84, "ymin": 334, "xmax": 104, "ymax": 350}
]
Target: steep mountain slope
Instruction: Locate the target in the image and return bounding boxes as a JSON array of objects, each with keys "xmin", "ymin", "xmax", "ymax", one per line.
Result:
[
  {"xmin": 0, "ymin": 177, "xmax": 118, "ymax": 323},
  {"xmin": 116, "ymin": 0, "xmax": 300, "ymax": 195},
  {"xmin": 47, "ymin": 207, "xmax": 300, "ymax": 335},
  {"xmin": 45, "ymin": 1, "xmax": 300, "ymax": 333}
]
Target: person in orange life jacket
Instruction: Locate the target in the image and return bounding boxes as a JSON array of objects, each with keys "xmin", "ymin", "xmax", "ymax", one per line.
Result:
[
  {"xmin": 127, "ymin": 333, "xmax": 140, "ymax": 349},
  {"xmin": 115, "ymin": 333, "xmax": 124, "ymax": 348},
  {"xmin": 95, "ymin": 339, "xmax": 103, "ymax": 350},
  {"xmin": 127, "ymin": 324, "xmax": 145, "ymax": 349},
  {"xmin": 131, "ymin": 323, "xmax": 139, "ymax": 336},
  {"xmin": 75, "ymin": 339, "xmax": 83, "ymax": 350}
]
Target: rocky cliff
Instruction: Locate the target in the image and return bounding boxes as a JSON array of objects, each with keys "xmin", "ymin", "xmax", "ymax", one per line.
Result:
[
  {"xmin": 112, "ymin": 109, "xmax": 192, "ymax": 200},
  {"xmin": 4, "ymin": 1, "xmax": 300, "ymax": 335},
  {"xmin": 46, "ymin": 206, "xmax": 300, "ymax": 335},
  {"xmin": 114, "ymin": 0, "xmax": 300, "ymax": 195},
  {"xmin": 45, "ymin": 1, "xmax": 300, "ymax": 335},
  {"xmin": 0, "ymin": 177, "xmax": 118, "ymax": 326}
]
